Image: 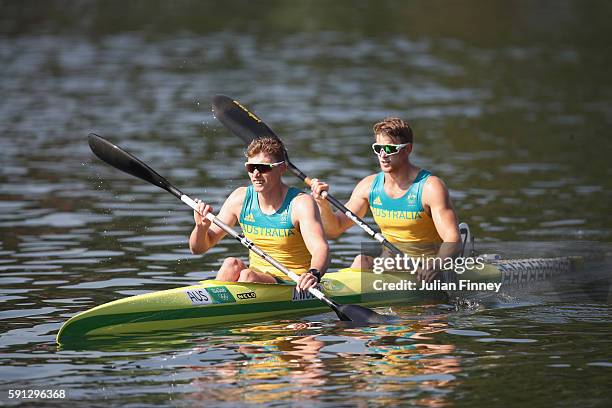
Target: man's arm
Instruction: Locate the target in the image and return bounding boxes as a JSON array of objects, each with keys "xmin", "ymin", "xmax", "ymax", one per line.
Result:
[
  {"xmin": 189, "ymin": 187, "xmax": 245, "ymax": 254},
  {"xmin": 292, "ymin": 194, "xmax": 330, "ymax": 274},
  {"xmin": 423, "ymin": 176, "xmax": 460, "ymax": 245},
  {"xmin": 417, "ymin": 176, "xmax": 461, "ymax": 282},
  {"xmin": 310, "ymin": 175, "xmax": 374, "ymax": 238}
]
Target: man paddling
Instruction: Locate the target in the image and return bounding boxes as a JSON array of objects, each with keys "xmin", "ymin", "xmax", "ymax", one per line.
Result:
[
  {"xmin": 310, "ymin": 117, "xmax": 460, "ymax": 280},
  {"xmin": 190, "ymin": 137, "xmax": 329, "ymax": 291}
]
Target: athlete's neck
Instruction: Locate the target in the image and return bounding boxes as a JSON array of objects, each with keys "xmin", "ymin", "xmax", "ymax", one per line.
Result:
[
  {"xmin": 257, "ymin": 184, "xmax": 289, "ymax": 214},
  {"xmin": 384, "ymin": 162, "xmax": 421, "ymax": 190}
]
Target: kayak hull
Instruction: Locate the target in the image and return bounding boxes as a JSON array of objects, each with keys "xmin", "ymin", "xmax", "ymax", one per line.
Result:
[{"xmin": 56, "ymin": 258, "xmax": 576, "ymax": 343}]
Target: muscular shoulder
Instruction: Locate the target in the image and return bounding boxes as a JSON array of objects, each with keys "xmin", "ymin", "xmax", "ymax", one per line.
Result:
[
  {"xmin": 422, "ymin": 175, "xmax": 450, "ymax": 204},
  {"xmin": 228, "ymin": 186, "xmax": 247, "ymax": 202},
  {"xmin": 424, "ymin": 175, "xmax": 448, "ymax": 191},
  {"xmin": 223, "ymin": 187, "xmax": 248, "ymax": 212},
  {"xmin": 290, "ymin": 192, "xmax": 319, "ymax": 225},
  {"xmin": 353, "ymin": 174, "xmax": 377, "ymax": 198},
  {"xmin": 291, "ymin": 192, "xmax": 317, "ymax": 214}
]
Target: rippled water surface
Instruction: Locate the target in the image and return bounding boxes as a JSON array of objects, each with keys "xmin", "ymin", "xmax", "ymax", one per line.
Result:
[{"xmin": 1, "ymin": 1, "xmax": 611, "ymax": 406}]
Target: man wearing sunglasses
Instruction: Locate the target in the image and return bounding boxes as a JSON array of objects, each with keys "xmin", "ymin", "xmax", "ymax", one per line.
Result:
[
  {"xmin": 189, "ymin": 137, "xmax": 329, "ymax": 292},
  {"xmin": 310, "ymin": 117, "xmax": 460, "ymax": 280}
]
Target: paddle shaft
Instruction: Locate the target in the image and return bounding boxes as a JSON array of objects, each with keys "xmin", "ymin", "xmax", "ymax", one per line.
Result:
[
  {"xmin": 86, "ymin": 134, "xmax": 327, "ymax": 301},
  {"xmin": 179, "ymin": 194, "xmax": 326, "ymax": 300},
  {"xmin": 88, "ymin": 133, "xmax": 390, "ymax": 322},
  {"xmin": 286, "ymin": 161, "xmax": 403, "ymax": 256},
  {"xmin": 211, "ymin": 95, "xmax": 404, "ymax": 256}
]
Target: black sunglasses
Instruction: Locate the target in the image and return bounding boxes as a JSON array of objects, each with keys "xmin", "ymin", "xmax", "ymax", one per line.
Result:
[{"xmin": 244, "ymin": 161, "xmax": 285, "ymax": 174}]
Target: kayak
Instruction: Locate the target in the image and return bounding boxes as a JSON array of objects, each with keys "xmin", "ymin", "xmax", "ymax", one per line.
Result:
[{"xmin": 56, "ymin": 257, "xmax": 577, "ymax": 343}]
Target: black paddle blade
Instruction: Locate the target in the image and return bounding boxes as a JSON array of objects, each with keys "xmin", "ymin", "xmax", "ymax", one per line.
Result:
[
  {"xmin": 212, "ymin": 95, "xmax": 279, "ymax": 144},
  {"xmin": 87, "ymin": 133, "xmax": 180, "ymax": 198},
  {"xmin": 337, "ymin": 304, "xmax": 395, "ymax": 324},
  {"xmin": 321, "ymin": 297, "xmax": 394, "ymax": 324}
]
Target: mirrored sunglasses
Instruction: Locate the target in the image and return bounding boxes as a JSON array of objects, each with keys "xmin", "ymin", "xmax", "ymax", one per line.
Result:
[{"xmin": 371, "ymin": 143, "xmax": 410, "ymax": 156}]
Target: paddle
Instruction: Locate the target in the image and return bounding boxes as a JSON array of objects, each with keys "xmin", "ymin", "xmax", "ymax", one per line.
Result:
[
  {"xmin": 211, "ymin": 95, "xmax": 404, "ymax": 257},
  {"xmin": 88, "ymin": 133, "xmax": 390, "ymax": 324}
]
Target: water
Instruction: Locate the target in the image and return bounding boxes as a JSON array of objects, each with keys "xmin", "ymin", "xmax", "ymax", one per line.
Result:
[{"xmin": 1, "ymin": 1, "xmax": 611, "ymax": 406}]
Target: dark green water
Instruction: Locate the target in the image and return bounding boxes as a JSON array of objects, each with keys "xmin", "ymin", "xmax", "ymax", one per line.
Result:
[{"xmin": 1, "ymin": 1, "xmax": 611, "ymax": 406}]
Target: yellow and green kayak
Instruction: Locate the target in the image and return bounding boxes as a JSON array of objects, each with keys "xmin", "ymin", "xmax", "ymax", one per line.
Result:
[{"xmin": 56, "ymin": 257, "xmax": 576, "ymax": 343}]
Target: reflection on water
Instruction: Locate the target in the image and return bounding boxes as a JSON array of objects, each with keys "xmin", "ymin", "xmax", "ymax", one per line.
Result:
[
  {"xmin": 101, "ymin": 320, "xmax": 465, "ymax": 406},
  {"xmin": 1, "ymin": 0, "xmax": 611, "ymax": 406}
]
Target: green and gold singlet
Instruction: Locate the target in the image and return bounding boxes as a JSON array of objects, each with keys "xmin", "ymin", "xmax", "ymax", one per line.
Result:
[
  {"xmin": 239, "ymin": 186, "xmax": 311, "ymax": 278},
  {"xmin": 369, "ymin": 170, "xmax": 442, "ymax": 246}
]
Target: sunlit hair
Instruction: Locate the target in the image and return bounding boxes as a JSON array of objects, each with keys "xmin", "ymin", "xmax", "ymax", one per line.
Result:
[
  {"xmin": 245, "ymin": 137, "xmax": 286, "ymax": 162},
  {"xmin": 373, "ymin": 117, "xmax": 413, "ymax": 144}
]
